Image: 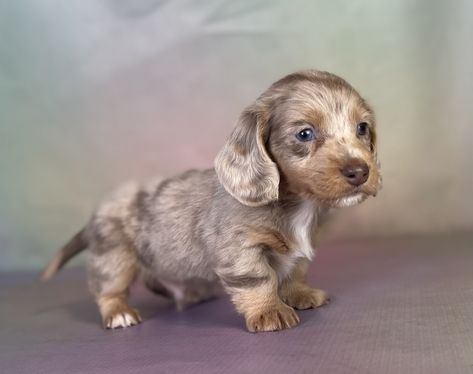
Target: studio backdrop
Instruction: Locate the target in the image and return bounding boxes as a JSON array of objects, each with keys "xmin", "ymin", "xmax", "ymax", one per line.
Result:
[{"xmin": 1, "ymin": 0, "xmax": 472, "ymax": 270}]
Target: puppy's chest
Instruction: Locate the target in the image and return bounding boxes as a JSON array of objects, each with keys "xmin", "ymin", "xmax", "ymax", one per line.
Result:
[{"xmin": 273, "ymin": 201, "xmax": 318, "ymax": 279}]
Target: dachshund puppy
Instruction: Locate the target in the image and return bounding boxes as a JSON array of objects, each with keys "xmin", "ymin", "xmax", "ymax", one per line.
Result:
[{"xmin": 42, "ymin": 70, "xmax": 381, "ymax": 332}]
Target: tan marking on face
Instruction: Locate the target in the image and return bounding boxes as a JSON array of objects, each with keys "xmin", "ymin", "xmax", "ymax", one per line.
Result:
[{"xmin": 263, "ymin": 71, "xmax": 381, "ymax": 207}]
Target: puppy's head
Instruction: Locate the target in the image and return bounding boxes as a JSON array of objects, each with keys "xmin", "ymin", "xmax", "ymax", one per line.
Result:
[{"xmin": 215, "ymin": 70, "xmax": 381, "ymax": 208}]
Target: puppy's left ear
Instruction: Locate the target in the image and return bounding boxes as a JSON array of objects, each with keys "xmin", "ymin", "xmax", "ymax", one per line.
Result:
[{"xmin": 214, "ymin": 105, "xmax": 279, "ymax": 206}]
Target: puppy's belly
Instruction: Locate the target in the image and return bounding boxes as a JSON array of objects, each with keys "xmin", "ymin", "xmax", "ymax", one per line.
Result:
[
  {"xmin": 138, "ymin": 250, "xmax": 221, "ymax": 310},
  {"xmin": 135, "ymin": 240, "xmax": 217, "ymax": 282}
]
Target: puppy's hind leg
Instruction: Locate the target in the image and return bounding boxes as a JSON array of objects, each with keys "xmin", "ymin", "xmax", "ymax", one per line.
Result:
[{"xmin": 87, "ymin": 244, "xmax": 141, "ymax": 329}]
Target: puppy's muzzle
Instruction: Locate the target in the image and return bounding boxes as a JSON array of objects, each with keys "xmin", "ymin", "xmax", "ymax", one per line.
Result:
[{"xmin": 341, "ymin": 158, "xmax": 369, "ymax": 186}]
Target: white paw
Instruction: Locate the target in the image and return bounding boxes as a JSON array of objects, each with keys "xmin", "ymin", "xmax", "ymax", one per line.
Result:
[{"xmin": 105, "ymin": 311, "xmax": 141, "ymax": 329}]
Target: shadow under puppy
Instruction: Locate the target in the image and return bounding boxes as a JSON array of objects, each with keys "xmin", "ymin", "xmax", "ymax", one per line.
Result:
[{"xmin": 42, "ymin": 70, "xmax": 381, "ymax": 332}]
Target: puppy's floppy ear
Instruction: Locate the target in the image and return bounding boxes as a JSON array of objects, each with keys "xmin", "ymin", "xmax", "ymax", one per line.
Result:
[{"xmin": 215, "ymin": 105, "xmax": 279, "ymax": 206}]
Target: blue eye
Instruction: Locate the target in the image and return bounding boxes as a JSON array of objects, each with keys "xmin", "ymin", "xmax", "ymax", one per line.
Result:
[
  {"xmin": 296, "ymin": 128, "xmax": 315, "ymax": 142},
  {"xmin": 357, "ymin": 122, "xmax": 369, "ymax": 136}
]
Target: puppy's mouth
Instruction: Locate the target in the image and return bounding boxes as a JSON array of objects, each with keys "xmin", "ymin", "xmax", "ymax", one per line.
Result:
[
  {"xmin": 312, "ymin": 186, "xmax": 376, "ymax": 208},
  {"xmin": 306, "ymin": 191, "xmax": 364, "ymax": 209},
  {"xmin": 333, "ymin": 192, "xmax": 367, "ymax": 207},
  {"xmin": 301, "ymin": 176, "xmax": 379, "ymax": 208},
  {"xmin": 333, "ymin": 184, "xmax": 377, "ymax": 205},
  {"xmin": 357, "ymin": 184, "xmax": 378, "ymax": 197}
]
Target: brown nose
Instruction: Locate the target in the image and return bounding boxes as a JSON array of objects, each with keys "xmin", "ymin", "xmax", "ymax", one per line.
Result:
[{"xmin": 341, "ymin": 159, "xmax": 369, "ymax": 186}]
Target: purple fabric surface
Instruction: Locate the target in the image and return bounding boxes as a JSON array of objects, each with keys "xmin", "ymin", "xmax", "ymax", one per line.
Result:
[{"xmin": 1, "ymin": 234, "xmax": 472, "ymax": 374}]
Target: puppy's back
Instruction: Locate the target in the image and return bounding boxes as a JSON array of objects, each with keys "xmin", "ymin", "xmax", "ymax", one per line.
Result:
[{"xmin": 133, "ymin": 169, "xmax": 221, "ymax": 280}]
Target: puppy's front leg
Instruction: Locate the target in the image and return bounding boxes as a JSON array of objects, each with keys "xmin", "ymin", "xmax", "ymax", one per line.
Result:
[
  {"xmin": 279, "ymin": 259, "xmax": 330, "ymax": 310},
  {"xmin": 219, "ymin": 251, "xmax": 299, "ymax": 332}
]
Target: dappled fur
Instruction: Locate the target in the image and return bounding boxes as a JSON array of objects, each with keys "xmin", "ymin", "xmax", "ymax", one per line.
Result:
[{"xmin": 42, "ymin": 70, "xmax": 381, "ymax": 332}]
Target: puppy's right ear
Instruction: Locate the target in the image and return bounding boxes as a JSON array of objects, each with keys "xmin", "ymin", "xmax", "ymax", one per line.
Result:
[{"xmin": 214, "ymin": 105, "xmax": 279, "ymax": 206}]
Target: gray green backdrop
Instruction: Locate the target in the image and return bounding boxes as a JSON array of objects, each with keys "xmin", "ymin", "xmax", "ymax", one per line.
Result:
[{"xmin": 1, "ymin": 0, "xmax": 472, "ymax": 270}]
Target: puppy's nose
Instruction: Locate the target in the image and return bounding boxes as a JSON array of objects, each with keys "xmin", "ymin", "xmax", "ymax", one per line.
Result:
[{"xmin": 341, "ymin": 159, "xmax": 369, "ymax": 186}]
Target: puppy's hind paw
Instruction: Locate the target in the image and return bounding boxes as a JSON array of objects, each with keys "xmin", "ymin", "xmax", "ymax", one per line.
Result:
[{"xmin": 103, "ymin": 306, "xmax": 142, "ymax": 329}]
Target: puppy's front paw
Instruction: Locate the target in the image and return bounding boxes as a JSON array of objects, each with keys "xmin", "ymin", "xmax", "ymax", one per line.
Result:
[
  {"xmin": 283, "ymin": 287, "xmax": 330, "ymax": 310},
  {"xmin": 103, "ymin": 305, "xmax": 142, "ymax": 329},
  {"xmin": 245, "ymin": 303, "xmax": 300, "ymax": 332}
]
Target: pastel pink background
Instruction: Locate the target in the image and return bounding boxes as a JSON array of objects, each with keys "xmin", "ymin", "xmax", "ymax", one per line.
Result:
[{"xmin": 1, "ymin": 0, "xmax": 472, "ymax": 269}]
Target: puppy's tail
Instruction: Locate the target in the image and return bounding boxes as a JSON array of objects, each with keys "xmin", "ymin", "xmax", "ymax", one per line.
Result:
[{"xmin": 40, "ymin": 227, "xmax": 89, "ymax": 281}]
